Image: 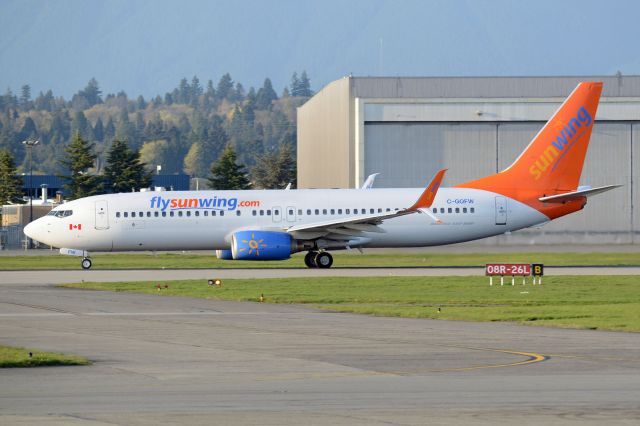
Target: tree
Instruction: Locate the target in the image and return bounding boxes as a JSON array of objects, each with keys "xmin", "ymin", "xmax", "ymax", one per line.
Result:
[
  {"xmin": 299, "ymin": 71, "xmax": 312, "ymax": 96},
  {"xmin": 256, "ymin": 78, "xmax": 278, "ymax": 109},
  {"xmin": 103, "ymin": 140, "xmax": 152, "ymax": 193},
  {"xmin": 139, "ymin": 139, "xmax": 169, "ymax": 172},
  {"xmin": 290, "ymin": 72, "xmax": 300, "ymax": 96},
  {"xmin": 184, "ymin": 116, "xmax": 229, "ymax": 178},
  {"xmin": 216, "ymin": 73, "xmax": 234, "ymax": 100},
  {"xmin": 0, "ymin": 149, "xmax": 24, "ymax": 205},
  {"xmin": 251, "ymin": 144, "xmax": 296, "ymax": 189},
  {"xmin": 19, "ymin": 85, "xmax": 32, "ymax": 110},
  {"xmin": 183, "ymin": 142, "xmax": 202, "ymax": 177},
  {"xmin": 207, "ymin": 144, "xmax": 250, "ymax": 190},
  {"xmin": 82, "ymin": 78, "xmax": 102, "ymax": 106},
  {"xmin": 60, "ymin": 132, "xmax": 102, "ymax": 199}
]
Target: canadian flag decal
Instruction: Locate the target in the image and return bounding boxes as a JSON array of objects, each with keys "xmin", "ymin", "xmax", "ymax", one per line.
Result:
[{"xmin": 69, "ymin": 224, "xmax": 82, "ymax": 231}]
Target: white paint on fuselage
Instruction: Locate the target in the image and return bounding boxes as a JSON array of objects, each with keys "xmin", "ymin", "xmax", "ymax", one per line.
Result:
[{"xmin": 25, "ymin": 188, "xmax": 549, "ymax": 252}]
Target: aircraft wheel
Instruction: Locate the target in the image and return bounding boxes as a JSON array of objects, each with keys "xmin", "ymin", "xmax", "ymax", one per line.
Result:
[
  {"xmin": 81, "ymin": 258, "xmax": 92, "ymax": 270},
  {"xmin": 315, "ymin": 252, "xmax": 333, "ymax": 269},
  {"xmin": 304, "ymin": 251, "xmax": 318, "ymax": 268}
]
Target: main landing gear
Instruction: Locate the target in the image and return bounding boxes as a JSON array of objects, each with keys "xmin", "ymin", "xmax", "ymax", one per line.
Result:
[
  {"xmin": 81, "ymin": 257, "xmax": 92, "ymax": 270},
  {"xmin": 304, "ymin": 251, "xmax": 333, "ymax": 269}
]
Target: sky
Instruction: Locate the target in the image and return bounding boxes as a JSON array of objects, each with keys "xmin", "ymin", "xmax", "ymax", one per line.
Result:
[{"xmin": 1, "ymin": 0, "xmax": 639, "ymax": 99}]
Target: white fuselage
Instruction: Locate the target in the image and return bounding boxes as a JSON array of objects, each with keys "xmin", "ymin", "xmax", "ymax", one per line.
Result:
[{"xmin": 26, "ymin": 188, "xmax": 549, "ymax": 252}]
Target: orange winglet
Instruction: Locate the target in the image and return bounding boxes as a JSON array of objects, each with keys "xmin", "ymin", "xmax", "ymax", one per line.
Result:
[{"xmin": 408, "ymin": 169, "xmax": 447, "ymax": 211}]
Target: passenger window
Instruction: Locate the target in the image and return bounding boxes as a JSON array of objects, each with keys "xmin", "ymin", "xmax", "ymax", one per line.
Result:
[
  {"xmin": 470, "ymin": 207, "xmax": 475, "ymax": 213},
  {"xmin": 170, "ymin": 211, "xmax": 174, "ymax": 217},
  {"xmin": 186, "ymin": 211, "xmax": 191, "ymax": 217},
  {"xmin": 266, "ymin": 210, "xmax": 271, "ymax": 215},
  {"xmin": 448, "ymin": 208, "xmax": 452, "ymax": 213},
  {"xmin": 315, "ymin": 209, "xmax": 319, "ymax": 215},
  {"xmin": 146, "ymin": 212, "xmax": 151, "ymax": 217},
  {"xmin": 195, "ymin": 211, "xmax": 199, "ymax": 217},
  {"xmin": 455, "ymin": 208, "xmax": 460, "ymax": 213},
  {"xmin": 463, "ymin": 208, "xmax": 467, "ymax": 213},
  {"xmin": 307, "ymin": 209, "xmax": 311, "ymax": 215},
  {"xmin": 162, "ymin": 211, "xmax": 166, "ymax": 217},
  {"xmin": 212, "ymin": 211, "xmax": 216, "ymax": 216},
  {"xmin": 346, "ymin": 209, "xmax": 350, "ymax": 214},
  {"xmin": 370, "ymin": 209, "xmax": 374, "ymax": 214},
  {"xmin": 386, "ymin": 208, "xmax": 391, "ymax": 212},
  {"xmin": 338, "ymin": 209, "xmax": 342, "ymax": 214},
  {"xmin": 252, "ymin": 210, "xmax": 256, "ymax": 216},
  {"xmin": 204, "ymin": 211, "xmax": 208, "ymax": 217},
  {"xmin": 298, "ymin": 209, "xmax": 302, "ymax": 215},
  {"xmin": 139, "ymin": 212, "xmax": 143, "ymax": 217},
  {"xmin": 132, "ymin": 212, "xmax": 136, "ymax": 218},
  {"xmin": 432, "ymin": 208, "xmax": 437, "ymax": 214},
  {"xmin": 289, "ymin": 209, "xmax": 294, "ymax": 215},
  {"xmin": 124, "ymin": 212, "xmax": 128, "ymax": 218},
  {"xmin": 330, "ymin": 209, "xmax": 335, "ymax": 215},
  {"xmin": 220, "ymin": 211, "xmax": 225, "ymax": 216},
  {"xmin": 260, "ymin": 210, "xmax": 264, "ymax": 216},
  {"xmin": 378, "ymin": 208, "xmax": 382, "ymax": 213},
  {"xmin": 322, "ymin": 209, "xmax": 327, "ymax": 215},
  {"xmin": 116, "ymin": 212, "xmax": 121, "ymax": 218},
  {"xmin": 440, "ymin": 208, "xmax": 445, "ymax": 214},
  {"xmin": 154, "ymin": 211, "xmax": 159, "ymax": 217},
  {"xmin": 235, "ymin": 210, "xmax": 240, "ymax": 216},
  {"xmin": 178, "ymin": 211, "xmax": 183, "ymax": 217},
  {"xmin": 362, "ymin": 209, "xmax": 366, "ymax": 214}
]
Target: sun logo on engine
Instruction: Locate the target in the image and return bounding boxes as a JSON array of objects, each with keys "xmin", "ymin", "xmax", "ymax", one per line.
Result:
[{"xmin": 239, "ymin": 233, "xmax": 267, "ymax": 256}]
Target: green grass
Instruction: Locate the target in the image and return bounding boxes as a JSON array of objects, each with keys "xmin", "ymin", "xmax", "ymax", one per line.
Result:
[
  {"xmin": 2, "ymin": 251, "xmax": 639, "ymax": 270},
  {"xmin": 65, "ymin": 275, "xmax": 640, "ymax": 332},
  {"xmin": 0, "ymin": 344, "xmax": 90, "ymax": 368}
]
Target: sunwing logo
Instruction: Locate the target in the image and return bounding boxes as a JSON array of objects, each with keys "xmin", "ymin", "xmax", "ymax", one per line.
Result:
[
  {"xmin": 150, "ymin": 195, "xmax": 260, "ymax": 211},
  {"xmin": 529, "ymin": 106, "xmax": 592, "ymax": 180}
]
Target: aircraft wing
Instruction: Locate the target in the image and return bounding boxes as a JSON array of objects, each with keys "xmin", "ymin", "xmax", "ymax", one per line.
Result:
[
  {"xmin": 286, "ymin": 169, "xmax": 446, "ymax": 243},
  {"xmin": 538, "ymin": 184, "xmax": 621, "ymax": 203}
]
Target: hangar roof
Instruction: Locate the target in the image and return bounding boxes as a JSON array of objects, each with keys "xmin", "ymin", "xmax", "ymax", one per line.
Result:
[{"xmin": 346, "ymin": 75, "xmax": 640, "ymax": 99}]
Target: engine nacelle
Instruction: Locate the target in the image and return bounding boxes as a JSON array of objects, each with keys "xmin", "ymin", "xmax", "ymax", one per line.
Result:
[
  {"xmin": 216, "ymin": 249, "xmax": 233, "ymax": 260},
  {"xmin": 231, "ymin": 230, "xmax": 293, "ymax": 260}
]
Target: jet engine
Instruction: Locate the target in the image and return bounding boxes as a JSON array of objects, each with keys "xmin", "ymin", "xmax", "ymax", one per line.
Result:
[
  {"xmin": 231, "ymin": 230, "xmax": 293, "ymax": 260},
  {"xmin": 215, "ymin": 249, "xmax": 233, "ymax": 260}
]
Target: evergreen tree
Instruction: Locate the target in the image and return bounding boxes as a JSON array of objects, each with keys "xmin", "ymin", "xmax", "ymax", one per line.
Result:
[
  {"xmin": 103, "ymin": 139, "xmax": 152, "ymax": 193},
  {"xmin": 290, "ymin": 72, "xmax": 301, "ymax": 96},
  {"xmin": 93, "ymin": 117, "xmax": 104, "ymax": 142},
  {"xmin": 71, "ymin": 111, "xmax": 93, "ymax": 141},
  {"xmin": 0, "ymin": 149, "xmax": 24, "ymax": 205},
  {"xmin": 207, "ymin": 144, "xmax": 250, "ymax": 190},
  {"xmin": 60, "ymin": 132, "xmax": 102, "ymax": 199},
  {"xmin": 19, "ymin": 85, "xmax": 32, "ymax": 110},
  {"xmin": 82, "ymin": 78, "xmax": 102, "ymax": 106},
  {"xmin": 216, "ymin": 73, "xmax": 234, "ymax": 100},
  {"xmin": 256, "ymin": 78, "xmax": 278, "ymax": 109},
  {"xmin": 299, "ymin": 71, "xmax": 312, "ymax": 96},
  {"xmin": 251, "ymin": 144, "xmax": 296, "ymax": 189}
]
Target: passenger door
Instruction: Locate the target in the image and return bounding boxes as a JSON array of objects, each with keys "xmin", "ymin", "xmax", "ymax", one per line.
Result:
[
  {"xmin": 286, "ymin": 206, "xmax": 296, "ymax": 223},
  {"xmin": 95, "ymin": 200, "xmax": 109, "ymax": 230}
]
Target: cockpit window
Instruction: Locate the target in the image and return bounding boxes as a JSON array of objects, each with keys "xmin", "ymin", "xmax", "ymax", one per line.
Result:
[{"xmin": 47, "ymin": 210, "xmax": 73, "ymax": 218}]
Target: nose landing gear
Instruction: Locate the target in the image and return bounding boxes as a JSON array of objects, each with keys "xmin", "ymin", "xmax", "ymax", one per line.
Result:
[{"xmin": 304, "ymin": 251, "xmax": 333, "ymax": 269}]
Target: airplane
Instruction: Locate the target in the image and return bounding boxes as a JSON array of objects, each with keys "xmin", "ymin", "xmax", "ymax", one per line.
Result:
[{"xmin": 24, "ymin": 82, "xmax": 619, "ymax": 270}]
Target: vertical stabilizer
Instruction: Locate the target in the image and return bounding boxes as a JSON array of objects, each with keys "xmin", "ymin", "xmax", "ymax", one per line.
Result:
[{"xmin": 458, "ymin": 82, "xmax": 602, "ymax": 194}]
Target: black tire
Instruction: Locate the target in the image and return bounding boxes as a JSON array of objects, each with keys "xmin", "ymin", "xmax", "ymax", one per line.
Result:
[
  {"xmin": 81, "ymin": 258, "xmax": 92, "ymax": 270},
  {"xmin": 304, "ymin": 251, "xmax": 318, "ymax": 268},
  {"xmin": 315, "ymin": 252, "xmax": 333, "ymax": 269}
]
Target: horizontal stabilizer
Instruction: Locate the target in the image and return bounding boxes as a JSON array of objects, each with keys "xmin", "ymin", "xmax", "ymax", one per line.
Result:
[{"xmin": 538, "ymin": 184, "xmax": 621, "ymax": 203}]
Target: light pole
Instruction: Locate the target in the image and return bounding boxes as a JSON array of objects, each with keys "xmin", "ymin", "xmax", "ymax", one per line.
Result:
[{"xmin": 22, "ymin": 140, "xmax": 39, "ymax": 249}]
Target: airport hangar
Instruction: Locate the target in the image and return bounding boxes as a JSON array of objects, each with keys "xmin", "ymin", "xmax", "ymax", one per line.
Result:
[{"xmin": 297, "ymin": 75, "xmax": 640, "ymax": 245}]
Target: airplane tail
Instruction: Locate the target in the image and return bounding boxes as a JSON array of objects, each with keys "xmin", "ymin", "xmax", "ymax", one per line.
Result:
[{"xmin": 457, "ymin": 82, "xmax": 603, "ymax": 214}]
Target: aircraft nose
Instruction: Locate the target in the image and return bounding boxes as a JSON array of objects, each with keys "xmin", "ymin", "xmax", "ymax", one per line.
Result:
[{"xmin": 24, "ymin": 219, "xmax": 44, "ymax": 242}]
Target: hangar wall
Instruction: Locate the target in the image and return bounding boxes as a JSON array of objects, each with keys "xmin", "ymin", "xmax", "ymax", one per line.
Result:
[{"xmin": 297, "ymin": 76, "xmax": 640, "ymax": 244}]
